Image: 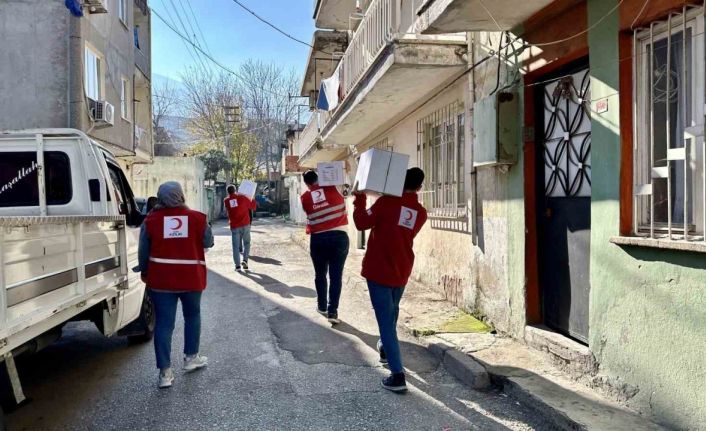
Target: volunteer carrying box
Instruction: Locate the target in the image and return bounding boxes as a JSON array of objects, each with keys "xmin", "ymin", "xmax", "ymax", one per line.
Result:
[
  {"xmin": 317, "ymin": 161, "xmax": 345, "ymax": 186},
  {"xmin": 238, "ymin": 180, "xmax": 257, "ymax": 199},
  {"xmin": 354, "ymin": 148, "xmax": 409, "ymax": 197}
]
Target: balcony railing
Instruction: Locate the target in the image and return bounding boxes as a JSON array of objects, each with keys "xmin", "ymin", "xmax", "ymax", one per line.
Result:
[
  {"xmin": 295, "ymin": 113, "xmax": 322, "ymax": 157},
  {"xmin": 341, "ymin": 0, "xmax": 398, "ymax": 94},
  {"xmin": 135, "ymin": 0, "xmax": 148, "ymax": 15}
]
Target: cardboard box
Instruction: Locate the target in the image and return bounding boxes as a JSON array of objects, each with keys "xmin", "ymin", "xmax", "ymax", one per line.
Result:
[
  {"xmin": 238, "ymin": 180, "xmax": 257, "ymax": 199},
  {"xmin": 354, "ymin": 148, "xmax": 409, "ymax": 197},
  {"xmin": 317, "ymin": 161, "xmax": 346, "ymax": 186}
]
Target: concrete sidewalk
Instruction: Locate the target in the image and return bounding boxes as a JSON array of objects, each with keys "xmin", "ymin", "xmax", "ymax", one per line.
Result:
[{"xmin": 291, "ymin": 228, "xmax": 668, "ymax": 431}]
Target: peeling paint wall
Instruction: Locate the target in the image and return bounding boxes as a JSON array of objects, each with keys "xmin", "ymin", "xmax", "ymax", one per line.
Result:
[{"xmin": 587, "ymin": 0, "xmax": 706, "ymax": 427}]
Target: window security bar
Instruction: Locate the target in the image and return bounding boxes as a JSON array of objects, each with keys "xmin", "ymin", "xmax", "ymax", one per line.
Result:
[{"xmin": 633, "ymin": 4, "xmax": 706, "ymax": 241}]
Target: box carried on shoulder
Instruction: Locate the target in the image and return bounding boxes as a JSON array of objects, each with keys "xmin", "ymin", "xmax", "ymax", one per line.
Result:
[{"xmin": 354, "ymin": 148, "xmax": 409, "ymax": 197}]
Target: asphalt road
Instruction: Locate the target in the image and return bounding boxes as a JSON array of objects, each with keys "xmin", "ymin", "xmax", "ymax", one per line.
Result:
[{"xmin": 4, "ymin": 219, "xmax": 551, "ymax": 431}]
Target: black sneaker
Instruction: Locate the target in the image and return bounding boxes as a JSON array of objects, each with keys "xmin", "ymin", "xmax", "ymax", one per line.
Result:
[
  {"xmin": 235, "ymin": 266, "xmax": 242, "ymax": 272},
  {"xmin": 242, "ymin": 261, "xmax": 249, "ymax": 271},
  {"xmin": 327, "ymin": 312, "xmax": 341, "ymax": 324},
  {"xmin": 316, "ymin": 307, "xmax": 327, "ymax": 317},
  {"xmin": 377, "ymin": 341, "xmax": 388, "ymax": 364},
  {"xmin": 381, "ymin": 373, "xmax": 407, "ymax": 393}
]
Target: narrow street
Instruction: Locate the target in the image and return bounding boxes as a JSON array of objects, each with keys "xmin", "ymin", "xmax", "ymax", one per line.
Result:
[{"xmin": 5, "ymin": 219, "xmax": 550, "ymax": 431}]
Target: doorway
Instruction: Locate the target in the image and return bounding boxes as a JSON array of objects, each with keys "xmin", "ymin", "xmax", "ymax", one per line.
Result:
[{"xmin": 535, "ymin": 64, "xmax": 592, "ymax": 343}]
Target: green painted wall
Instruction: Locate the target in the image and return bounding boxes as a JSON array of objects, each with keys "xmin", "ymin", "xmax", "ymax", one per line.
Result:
[{"xmin": 587, "ymin": 0, "xmax": 706, "ymax": 427}]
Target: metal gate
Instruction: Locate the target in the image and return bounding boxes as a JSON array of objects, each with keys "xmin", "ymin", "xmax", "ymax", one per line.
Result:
[{"xmin": 538, "ymin": 67, "xmax": 592, "ymax": 343}]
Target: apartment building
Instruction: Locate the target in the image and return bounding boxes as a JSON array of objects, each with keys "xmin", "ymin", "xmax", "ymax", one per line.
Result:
[
  {"xmin": 0, "ymin": 0, "xmax": 154, "ymax": 171},
  {"xmin": 286, "ymin": 0, "xmax": 706, "ymax": 428}
]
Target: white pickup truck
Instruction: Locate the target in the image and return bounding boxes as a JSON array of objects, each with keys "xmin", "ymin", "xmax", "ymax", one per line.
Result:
[{"xmin": 0, "ymin": 129, "xmax": 154, "ymax": 413}]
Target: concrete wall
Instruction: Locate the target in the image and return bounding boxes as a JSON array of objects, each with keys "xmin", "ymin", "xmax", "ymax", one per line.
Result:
[
  {"xmin": 586, "ymin": 0, "xmax": 706, "ymax": 427},
  {"xmin": 0, "ymin": 0, "xmax": 152, "ymax": 163},
  {"xmin": 0, "ymin": 0, "xmax": 71, "ymax": 129},
  {"xmin": 131, "ymin": 157, "xmax": 207, "ymax": 214},
  {"xmin": 284, "ymin": 175, "xmax": 308, "ymax": 224}
]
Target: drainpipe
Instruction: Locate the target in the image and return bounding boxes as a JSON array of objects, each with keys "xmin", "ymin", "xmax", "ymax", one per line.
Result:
[{"xmin": 468, "ymin": 32, "xmax": 478, "ymax": 246}]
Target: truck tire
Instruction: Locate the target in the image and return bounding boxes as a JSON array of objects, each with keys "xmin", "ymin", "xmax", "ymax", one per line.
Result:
[{"xmin": 128, "ymin": 292, "xmax": 155, "ymax": 343}]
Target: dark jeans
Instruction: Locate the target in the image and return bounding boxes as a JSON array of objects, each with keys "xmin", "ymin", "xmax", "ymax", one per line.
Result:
[
  {"xmin": 149, "ymin": 290, "xmax": 202, "ymax": 370},
  {"xmin": 310, "ymin": 230, "xmax": 349, "ymax": 314},
  {"xmin": 367, "ymin": 280, "xmax": 405, "ymax": 374}
]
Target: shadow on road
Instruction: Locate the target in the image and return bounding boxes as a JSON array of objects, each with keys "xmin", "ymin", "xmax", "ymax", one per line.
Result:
[{"xmin": 240, "ymin": 271, "xmax": 316, "ymax": 299}]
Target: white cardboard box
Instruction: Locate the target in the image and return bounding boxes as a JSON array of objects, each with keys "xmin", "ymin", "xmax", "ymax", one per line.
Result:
[
  {"xmin": 238, "ymin": 180, "xmax": 257, "ymax": 199},
  {"xmin": 354, "ymin": 148, "xmax": 409, "ymax": 197},
  {"xmin": 317, "ymin": 161, "xmax": 345, "ymax": 186}
]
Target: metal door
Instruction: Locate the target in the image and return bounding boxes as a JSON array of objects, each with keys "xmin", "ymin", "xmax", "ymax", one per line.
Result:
[{"xmin": 538, "ymin": 67, "xmax": 591, "ymax": 343}]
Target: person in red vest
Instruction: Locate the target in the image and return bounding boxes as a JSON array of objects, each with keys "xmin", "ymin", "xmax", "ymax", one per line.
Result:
[
  {"xmin": 353, "ymin": 168, "xmax": 428, "ymax": 393},
  {"xmin": 224, "ymin": 184, "xmax": 257, "ymax": 272},
  {"xmin": 138, "ymin": 181, "xmax": 214, "ymax": 389},
  {"xmin": 300, "ymin": 170, "xmax": 349, "ymax": 324}
]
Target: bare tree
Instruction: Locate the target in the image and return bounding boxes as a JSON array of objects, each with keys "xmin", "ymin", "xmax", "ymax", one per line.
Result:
[
  {"xmin": 180, "ymin": 68, "xmax": 260, "ymax": 184},
  {"xmin": 238, "ymin": 60, "xmax": 300, "ymax": 181},
  {"xmin": 152, "ymin": 80, "xmax": 180, "ymax": 143}
]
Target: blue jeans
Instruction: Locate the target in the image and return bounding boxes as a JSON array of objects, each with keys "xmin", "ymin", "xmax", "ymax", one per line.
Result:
[
  {"xmin": 231, "ymin": 226, "xmax": 251, "ymax": 267},
  {"xmin": 149, "ymin": 290, "xmax": 202, "ymax": 370},
  {"xmin": 367, "ymin": 281, "xmax": 405, "ymax": 374},
  {"xmin": 310, "ymin": 230, "xmax": 349, "ymax": 314}
]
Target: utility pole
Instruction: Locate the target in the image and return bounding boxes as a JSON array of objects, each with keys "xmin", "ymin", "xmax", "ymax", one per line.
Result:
[{"xmin": 224, "ymin": 105, "xmax": 241, "ymax": 183}]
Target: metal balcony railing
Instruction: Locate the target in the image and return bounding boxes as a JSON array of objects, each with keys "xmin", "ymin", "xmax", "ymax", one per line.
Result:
[
  {"xmin": 295, "ymin": 114, "xmax": 322, "ymax": 158},
  {"xmin": 339, "ymin": 0, "xmax": 399, "ymax": 95}
]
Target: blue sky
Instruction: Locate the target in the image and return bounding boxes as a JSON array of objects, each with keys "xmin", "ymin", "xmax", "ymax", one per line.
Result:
[{"xmin": 151, "ymin": 0, "xmax": 315, "ymax": 85}]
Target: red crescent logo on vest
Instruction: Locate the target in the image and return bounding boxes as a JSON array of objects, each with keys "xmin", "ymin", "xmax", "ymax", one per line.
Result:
[
  {"xmin": 170, "ymin": 218, "xmax": 183, "ymax": 230},
  {"xmin": 311, "ymin": 189, "xmax": 326, "ymax": 204},
  {"xmin": 398, "ymin": 206, "xmax": 418, "ymax": 230},
  {"xmin": 404, "ymin": 210, "xmax": 413, "ymax": 221}
]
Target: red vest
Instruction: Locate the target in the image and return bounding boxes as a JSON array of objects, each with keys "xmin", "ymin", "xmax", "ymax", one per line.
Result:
[
  {"xmin": 301, "ymin": 185, "xmax": 349, "ymax": 234},
  {"xmin": 145, "ymin": 207, "xmax": 208, "ymax": 292}
]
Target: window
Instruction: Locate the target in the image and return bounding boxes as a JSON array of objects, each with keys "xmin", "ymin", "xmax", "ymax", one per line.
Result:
[
  {"xmin": 634, "ymin": 8, "xmax": 705, "ymax": 241},
  {"xmin": 84, "ymin": 46, "xmax": 102, "ymax": 100},
  {"xmin": 106, "ymin": 161, "xmax": 141, "ymax": 226},
  {"xmin": 0, "ymin": 152, "xmax": 72, "ymax": 207},
  {"xmin": 121, "ymin": 77, "xmax": 131, "ymax": 120},
  {"xmin": 417, "ymin": 101, "xmax": 466, "ymax": 218},
  {"xmin": 118, "ymin": 0, "xmax": 128, "ymax": 26}
]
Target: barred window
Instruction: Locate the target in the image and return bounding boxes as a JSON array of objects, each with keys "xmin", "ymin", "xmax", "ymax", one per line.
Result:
[
  {"xmin": 417, "ymin": 101, "xmax": 466, "ymax": 218},
  {"xmin": 633, "ymin": 7, "xmax": 705, "ymax": 241}
]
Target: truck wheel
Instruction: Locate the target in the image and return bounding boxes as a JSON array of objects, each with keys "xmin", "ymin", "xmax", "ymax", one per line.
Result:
[{"xmin": 128, "ymin": 292, "xmax": 155, "ymax": 343}]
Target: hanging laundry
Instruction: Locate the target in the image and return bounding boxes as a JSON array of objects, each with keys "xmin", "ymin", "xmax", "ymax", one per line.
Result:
[
  {"xmin": 317, "ymin": 73, "xmax": 341, "ymax": 111},
  {"xmin": 65, "ymin": 0, "xmax": 83, "ymax": 17}
]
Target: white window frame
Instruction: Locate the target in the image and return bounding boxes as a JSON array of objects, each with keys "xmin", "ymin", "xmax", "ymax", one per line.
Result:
[
  {"xmin": 417, "ymin": 101, "xmax": 467, "ymax": 219},
  {"xmin": 120, "ymin": 76, "xmax": 131, "ymax": 121},
  {"xmin": 633, "ymin": 7, "xmax": 706, "ymax": 241},
  {"xmin": 84, "ymin": 44, "xmax": 103, "ymax": 101},
  {"xmin": 118, "ymin": 0, "xmax": 128, "ymax": 27}
]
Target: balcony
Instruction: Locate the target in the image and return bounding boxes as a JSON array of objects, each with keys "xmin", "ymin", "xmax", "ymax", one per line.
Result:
[
  {"xmin": 314, "ymin": 0, "xmax": 368, "ymax": 30},
  {"xmin": 415, "ymin": 0, "xmax": 556, "ymax": 34},
  {"xmin": 135, "ymin": 46, "xmax": 150, "ymax": 78},
  {"xmin": 295, "ymin": 113, "xmax": 347, "ymax": 168},
  {"xmin": 300, "ymin": 30, "xmax": 348, "ymax": 103},
  {"xmin": 301, "ymin": 0, "xmax": 467, "ymax": 165}
]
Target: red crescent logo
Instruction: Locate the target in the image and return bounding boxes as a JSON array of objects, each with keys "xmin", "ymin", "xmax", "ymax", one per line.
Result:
[
  {"xmin": 404, "ymin": 210, "xmax": 413, "ymax": 221},
  {"xmin": 312, "ymin": 190, "xmax": 323, "ymax": 200},
  {"xmin": 170, "ymin": 218, "xmax": 183, "ymax": 230}
]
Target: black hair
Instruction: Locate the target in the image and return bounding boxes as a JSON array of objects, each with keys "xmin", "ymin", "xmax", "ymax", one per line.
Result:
[
  {"xmin": 227, "ymin": 185, "xmax": 236, "ymax": 194},
  {"xmin": 404, "ymin": 167, "xmax": 425, "ymax": 191},
  {"xmin": 303, "ymin": 170, "xmax": 318, "ymax": 185}
]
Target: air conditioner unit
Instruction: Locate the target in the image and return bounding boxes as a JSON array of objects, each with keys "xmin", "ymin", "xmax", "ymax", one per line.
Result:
[
  {"xmin": 89, "ymin": 99, "xmax": 115, "ymax": 125},
  {"xmin": 83, "ymin": 0, "xmax": 108, "ymax": 14}
]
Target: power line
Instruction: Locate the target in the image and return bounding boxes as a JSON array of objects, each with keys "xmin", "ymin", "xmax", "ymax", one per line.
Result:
[
  {"xmin": 152, "ymin": 7, "xmax": 291, "ymax": 98},
  {"xmin": 160, "ymin": 0, "xmax": 211, "ymax": 73},
  {"xmin": 185, "ymin": 0, "xmax": 213, "ymax": 56},
  {"xmin": 228, "ymin": 0, "xmax": 336, "ymax": 56}
]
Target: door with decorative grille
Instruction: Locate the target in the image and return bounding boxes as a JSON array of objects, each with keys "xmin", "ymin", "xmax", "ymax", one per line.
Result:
[{"xmin": 537, "ymin": 66, "xmax": 591, "ymax": 343}]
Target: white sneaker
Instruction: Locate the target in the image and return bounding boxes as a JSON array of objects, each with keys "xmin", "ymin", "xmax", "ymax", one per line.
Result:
[
  {"xmin": 158, "ymin": 368, "xmax": 174, "ymax": 389},
  {"xmin": 183, "ymin": 354, "xmax": 208, "ymax": 372}
]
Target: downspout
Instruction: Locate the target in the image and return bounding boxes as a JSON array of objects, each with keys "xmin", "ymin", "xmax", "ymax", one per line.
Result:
[{"xmin": 469, "ymin": 32, "xmax": 478, "ymax": 246}]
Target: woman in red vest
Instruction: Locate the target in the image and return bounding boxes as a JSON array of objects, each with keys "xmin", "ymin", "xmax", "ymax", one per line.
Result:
[{"xmin": 137, "ymin": 181, "xmax": 214, "ymax": 389}]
